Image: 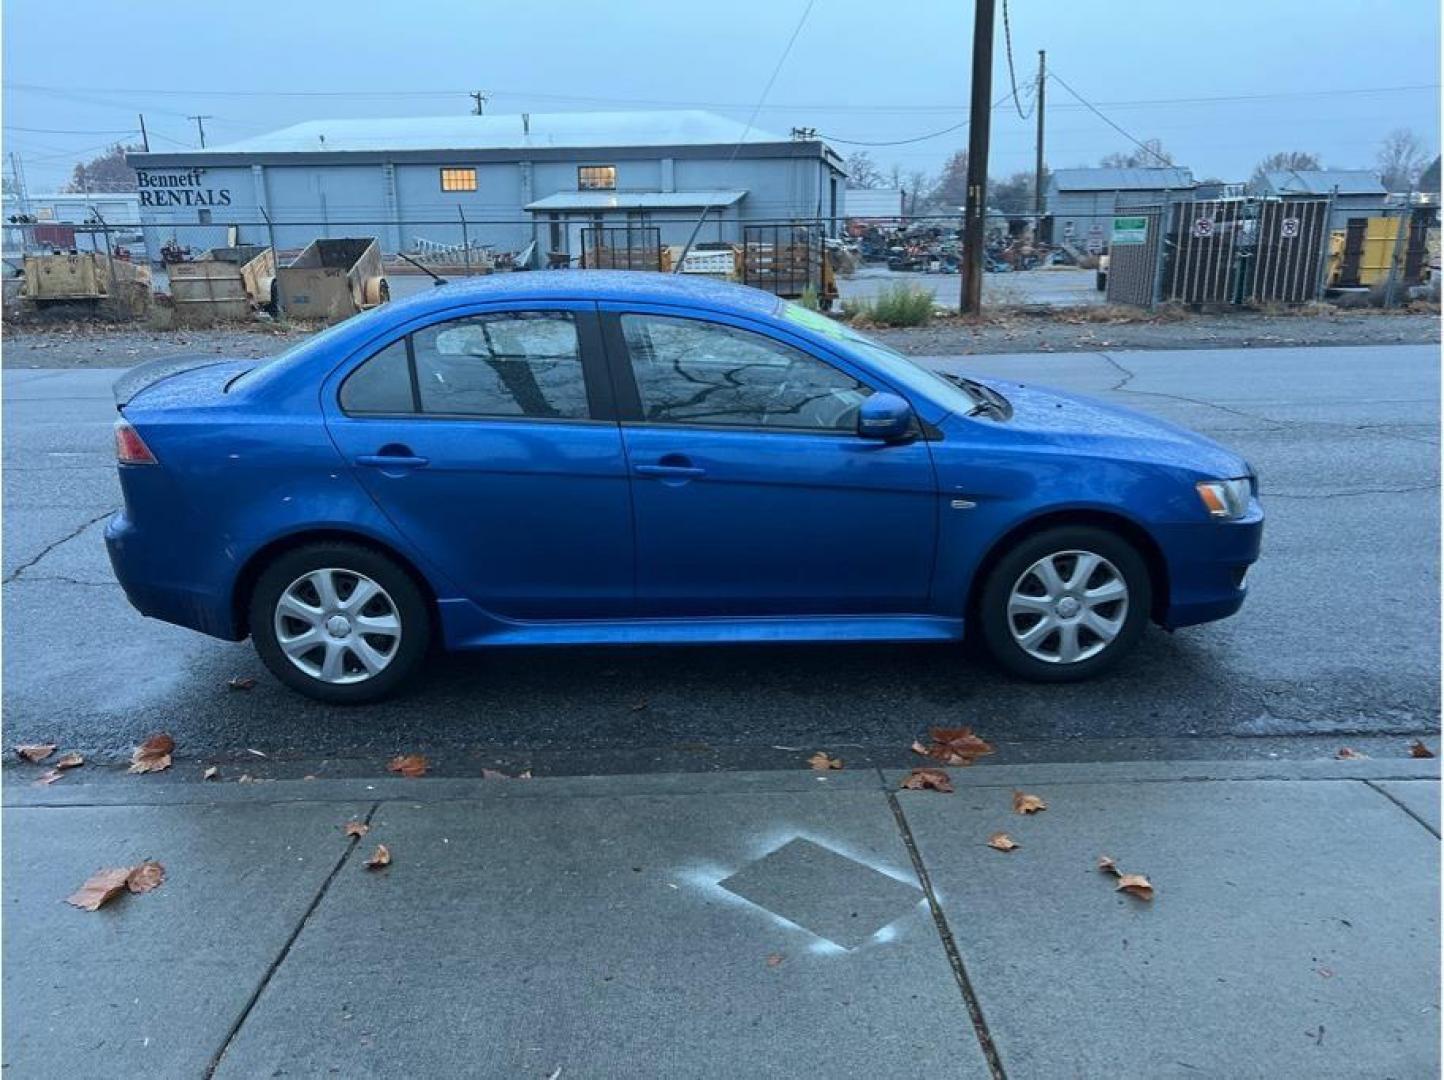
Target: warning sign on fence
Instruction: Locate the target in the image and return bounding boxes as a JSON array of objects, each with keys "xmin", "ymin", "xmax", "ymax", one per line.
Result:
[
  {"xmin": 1192, "ymin": 217, "xmax": 1215, "ymax": 238},
  {"xmin": 1280, "ymin": 217, "xmax": 1300, "ymax": 238}
]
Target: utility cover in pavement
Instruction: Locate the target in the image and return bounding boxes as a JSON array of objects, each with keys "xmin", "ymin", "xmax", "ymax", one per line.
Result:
[{"xmin": 717, "ymin": 837, "xmax": 924, "ymax": 949}]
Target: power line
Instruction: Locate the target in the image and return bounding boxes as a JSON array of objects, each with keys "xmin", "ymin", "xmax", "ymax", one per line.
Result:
[
  {"xmin": 1001, "ymin": 0, "xmax": 1034, "ymax": 120},
  {"xmin": 1047, "ymin": 70, "xmax": 1172, "ymax": 165},
  {"xmin": 819, "ymin": 90, "xmax": 1016, "ymax": 147},
  {"xmin": 4, "ymin": 78, "xmax": 1436, "ymax": 113}
]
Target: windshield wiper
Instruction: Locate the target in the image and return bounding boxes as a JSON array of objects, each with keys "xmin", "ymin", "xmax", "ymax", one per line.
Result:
[{"xmin": 940, "ymin": 373, "xmax": 1010, "ymax": 419}]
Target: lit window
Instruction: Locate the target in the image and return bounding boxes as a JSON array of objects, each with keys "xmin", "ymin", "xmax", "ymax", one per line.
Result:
[
  {"xmin": 578, "ymin": 166, "xmax": 616, "ymax": 191},
  {"xmin": 440, "ymin": 168, "xmax": 478, "ymax": 192}
]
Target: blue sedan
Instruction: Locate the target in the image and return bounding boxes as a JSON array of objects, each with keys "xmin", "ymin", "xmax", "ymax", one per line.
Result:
[{"xmin": 105, "ymin": 272, "xmax": 1262, "ymax": 703}]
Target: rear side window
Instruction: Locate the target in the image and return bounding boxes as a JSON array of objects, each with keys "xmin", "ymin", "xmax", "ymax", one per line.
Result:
[
  {"xmin": 338, "ymin": 339, "xmax": 413, "ymax": 414},
  {"xmin": 411, "ymin": 312, "xmax": 586, "ymax": 419}
]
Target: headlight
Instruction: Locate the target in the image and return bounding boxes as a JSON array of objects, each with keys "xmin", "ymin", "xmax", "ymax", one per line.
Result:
[{"xmin": 1196, "ymin": 478, "xmax": 1251, "ymax": 519}]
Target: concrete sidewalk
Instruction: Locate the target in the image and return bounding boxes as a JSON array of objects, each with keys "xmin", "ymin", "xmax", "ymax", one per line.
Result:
[{"xmin": 4, "ymin": 758, "xmax": 1438, "ymax": 1079}]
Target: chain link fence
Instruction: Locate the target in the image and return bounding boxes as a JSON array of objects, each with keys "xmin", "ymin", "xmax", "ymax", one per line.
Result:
[{"xmin": 4, "ymin": 203, "xmax": 1434, "ymax": 325}]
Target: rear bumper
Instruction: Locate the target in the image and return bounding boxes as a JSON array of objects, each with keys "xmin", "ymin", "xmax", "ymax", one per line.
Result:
[
  {"xmin": 1155, "ymin": 507, "xmax": 1264, "ymax": 630},
  {"xmin": 105, "ymin": 510, "xmax": 242, "ymax": 640}
]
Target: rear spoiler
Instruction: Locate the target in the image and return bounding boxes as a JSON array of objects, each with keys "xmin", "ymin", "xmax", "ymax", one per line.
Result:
[{"xmin": 112, "ymin": 356, "xmax": 248, "ymax": 408}]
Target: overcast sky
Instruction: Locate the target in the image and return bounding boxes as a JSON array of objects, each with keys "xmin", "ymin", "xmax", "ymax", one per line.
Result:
[{"xmin": 3, "ymin": 0, "xmax": 1439, "ymax": 192}]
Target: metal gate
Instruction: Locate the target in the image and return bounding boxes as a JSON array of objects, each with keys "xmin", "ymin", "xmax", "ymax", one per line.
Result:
[
  {"xmin": 1164, "ymin": 199, "xmax": 1246, "ymax": 304},
  {"xmin": 1105, "ymin": 206, "xmax": 1162, "ymax": 307},
  {"xmin": 742, "ymin": 223, "xmax": 822, "ymax": 298},
  {"xmin": 580, "ymin": 226, "xmax": 662, "ymax": 271},
  {"xmin": 1248, "ymin": 198, "xmax": 1329, "ymax": 304}
]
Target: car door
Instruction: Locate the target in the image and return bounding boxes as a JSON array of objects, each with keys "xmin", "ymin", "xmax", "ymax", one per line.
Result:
[
  {"xmin": 323, "ymin": 302, "xmax": 633, "ymax": 620},
  {"xmin": 600, "ymin": 304, "xmax": 939, "ymax": 617}
]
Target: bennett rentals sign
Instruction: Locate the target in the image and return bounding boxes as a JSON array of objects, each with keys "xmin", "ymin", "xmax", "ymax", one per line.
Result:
[{"xmin": 137, "ymin": 169, "xmax": 231, "ymax": 208}]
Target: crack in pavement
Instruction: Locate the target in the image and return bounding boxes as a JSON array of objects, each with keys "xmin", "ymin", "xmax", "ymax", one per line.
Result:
[{"xmin": 3, "ymin": 508, "xmax": 117, "ymax": 584}]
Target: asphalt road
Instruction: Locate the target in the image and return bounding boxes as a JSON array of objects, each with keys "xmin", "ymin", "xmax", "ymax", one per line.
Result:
[{"xmin": 3, "ymin": 343, "xmax": 1437, "ymax": 777}]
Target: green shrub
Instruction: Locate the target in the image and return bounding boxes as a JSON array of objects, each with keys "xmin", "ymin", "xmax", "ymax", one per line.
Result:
[
  {"xmin": 857, "ymin": 282, "xmax": 935, "ymax": 326},
  {"xmin": 797, "ymin": 283, "xmax": 820, "ymax": 311}
]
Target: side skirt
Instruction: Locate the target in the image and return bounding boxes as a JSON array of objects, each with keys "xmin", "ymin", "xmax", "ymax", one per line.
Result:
[{"xmin": 437, "ymin": 601, "xmax": 966, "ymax": 648}]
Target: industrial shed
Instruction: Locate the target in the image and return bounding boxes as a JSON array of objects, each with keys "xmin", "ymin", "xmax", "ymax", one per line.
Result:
[
  {"xmin": 1254, "ymin": 169, "xmax": 1389, "ymax": 231},
  {"xmin": 125, "ymin": 111, "xmax": 846, "ymax": 266},
  {"xmin": 1044, "ymin": 167, "xmax": 1196, "ymax": 252}
]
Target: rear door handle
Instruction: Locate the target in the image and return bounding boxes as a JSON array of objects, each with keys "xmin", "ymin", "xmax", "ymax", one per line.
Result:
[
  {"xmin": 635, "ymin": 464, "xmax": 706, "ymax": 478},
  {"xmin": 356, "ymin": 453, "xmax": 429, "ymax": 469}
]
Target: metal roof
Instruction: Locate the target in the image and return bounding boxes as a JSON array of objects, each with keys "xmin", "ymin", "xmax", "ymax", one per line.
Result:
[
  {"xmin": 524, "ymin": 190, "xmax": 746, "ymax": 212},
  {"xmin": 1049, "ymin": 167, "xmax": 1195, "ymax": 192},
  {"xmin": 1260, "ymin": 169, "xmax": 1386, "ymax": 196},
  {"xmin": 191, "ymin": 111, "xmax": 787, "ymax": 155}
]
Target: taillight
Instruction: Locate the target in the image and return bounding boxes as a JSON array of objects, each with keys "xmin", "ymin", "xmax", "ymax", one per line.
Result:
[{"xmin": 115, "ymin": 420, "xmax": 157, "ymax": 465}]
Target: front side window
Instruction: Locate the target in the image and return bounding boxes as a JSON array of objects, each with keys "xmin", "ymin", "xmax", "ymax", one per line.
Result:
[
  {"xmin": 440, "ymin": 167, "xmax": 478, "ymax": 192},
  {"xmin": 411, "ymin": 312, "xmax": 587, "ymax": 419},
  {"xmin": 578, "ymin": 165, "xmax": 616, "ymax": 190},
  {"xmin": 620, "ymin": 314, "xmax": 870, "ymax": 432}
]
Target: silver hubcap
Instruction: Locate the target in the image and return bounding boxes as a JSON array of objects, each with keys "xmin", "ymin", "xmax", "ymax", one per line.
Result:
[
  {"xmin": 273, "ymin": 568, "xmax": 401, "ymax": 684},
  {"xmin": 1007, "ymin": 549, "xmax": 1128, "ymax": 664}
]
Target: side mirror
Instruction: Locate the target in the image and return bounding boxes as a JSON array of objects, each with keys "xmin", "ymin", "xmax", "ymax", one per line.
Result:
[{"xmin": 857, "ymin": 392, "xmax": 915, "ymax": 441}]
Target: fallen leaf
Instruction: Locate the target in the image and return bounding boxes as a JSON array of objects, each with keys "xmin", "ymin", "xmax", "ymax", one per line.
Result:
[
  {"xmin": 227, "ymin": 676, "xmax": 257, "ymax": 691},
  {"xmin": 766, "ymin": 953, "xmax": 784, "ymax": 968},
  {"xmin": 387, "ymin": 754, "xmax": 427, "ymax": 778},
  {"xmin": 244, "ymin": 748, "xmax": 268, "ymax": 759},
  {"xmin": 1335, "ymin": 747, "xmax": 1367, "ymax": 760},
  {"xmin": 987, "ymin": 832, "xmax": 1019, "ymax": 852},
  {"xmin": 344, "ymin": 821, "xmax": 370, "ymax": 838},
  {"xmin": 518, "ymin": 769, "xmax": 532, "ymax": 780},
  {"xmin": 202, "ymin": 766, "xmax": 219, "ymax": 781},
  {"xmin": 1012, "ymin": 790, "xmax": 1047, "ymax": 814},
  {"xmin": 630, "ymin": 700, "xmax": 649, "ymax": 712},
  {"xmin": 33, "ymin": 769, "xmax": 64, "ymax": 786},
  {"xmin": 66, "ymin": 867, "xmax": 133, "ymax": 911},
  {"xmin": 912, "ymin": 727, "xmax": 994, "ymax": 766},
  {"xmin": 126, "ymin": 861, "xmax": 165, "ymax": 894},
  {"xmin": 1115, "ymin": 873, "xmax": 1155, "ymax": 900},
  {"xmin": 481, "ymin": 768, "xmax": 512, "ymax": 780},
  {"xmin": 15, "ymin": 743, "xmax": 56, "ymax": 763},
  {"xmin": 53, "ymin": 752, "xmax": 84, "ymax": 771},
  {"xmin": 1409, "ymin": 739, "xmax": 1435, "ymax": 759},
  {"xmin": 808, "ymin": 751, "xmax": 843, "ymax": 771},
  {"xmin": 237, "ymin": 773, "xmax": 255, "ymax": 783},
  {"xmin": 1097, "ymin": 855, "xmax": 1119, "ymax": 876},
  {"xmin": 365, "ymin": 844, "xmax": 391, "ymax": 869},
  {"xmin": 129, "ymin": 733, "xmax": 175, "ymax": 774},
  {"xmin": 900, "ymin": 768, "xmax": 954, "ymax": 793}
]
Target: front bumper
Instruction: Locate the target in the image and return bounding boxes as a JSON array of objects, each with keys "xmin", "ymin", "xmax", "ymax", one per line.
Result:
[
  {"xmin": 105, "ymin": 510, "xmax": 242, "ymax": 640},
  {"xmin": 1154, "ymin": 505, "xmax": 1264, "ymax": 629}
]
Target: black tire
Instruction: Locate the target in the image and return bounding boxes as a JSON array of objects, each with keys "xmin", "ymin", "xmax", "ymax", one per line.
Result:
[
  {"xmin": 975, "ymin": 525, "xmax": 1151, "ymax": 683},
  {"xmin": 248, "ymin": 542, "xmax": 431, "ymax": 704}
]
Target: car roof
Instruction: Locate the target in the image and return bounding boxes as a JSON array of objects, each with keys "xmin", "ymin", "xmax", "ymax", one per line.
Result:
[{"xmin": 387, "ymin": 270, "xmax": 783, "ymax": 320}]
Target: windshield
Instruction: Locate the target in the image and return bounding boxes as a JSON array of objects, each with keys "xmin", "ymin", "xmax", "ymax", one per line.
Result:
[{"xmin": 777, "ymin": 302, "xmax": 978, "ymax": 415}]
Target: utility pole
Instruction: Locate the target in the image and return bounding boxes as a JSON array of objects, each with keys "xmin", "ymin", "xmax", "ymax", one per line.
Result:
[
  {"xmin": 1033, "ymin": 49, "xmax": 1046, "ymax": 232},
  {"xmin": 960, "ymin": 0, "xmax": 996, "ymax": 316},
  {"xmin": 188, "ymin": 115, "xmax": 212, "ymax": 148},
  {"xmin": 470, "ymin": 91, "xmax": 488, "ymax": 116},
  {"xmin": 138, "ymin": 113, "xmax": 150, "ymax": 152}
]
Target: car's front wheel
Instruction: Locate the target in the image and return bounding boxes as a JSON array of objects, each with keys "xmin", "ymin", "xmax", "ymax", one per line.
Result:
[
  {"xmin": 976, "ymin": 526, "xmax": 1151, "ymax": 682},
  {"xmin": 249, "ymin": 542, "xmax": 431, "ymax": 703}
]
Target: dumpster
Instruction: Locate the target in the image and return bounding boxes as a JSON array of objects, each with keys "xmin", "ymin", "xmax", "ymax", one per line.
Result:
[
  {"xmin": 168, "ymin": 244, "xmax": 276, "ymax": 323},
  {"xmin": 276, "ymin": 238, "xmax": 388, "ymax": 320}
]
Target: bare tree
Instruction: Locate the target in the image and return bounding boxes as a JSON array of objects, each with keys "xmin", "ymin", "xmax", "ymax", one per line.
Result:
[
  {"xmin": 1377, "ymin": 128, "xmax": 1429, "ymax": 192},
  {"xmin": 843, "ymin": 151, "xmax": 885, "ymax": 190},
  {"xmin": 1099, "ymin": 139, "xmax": 1173, "ymax": 168},
  {"xmin": 64, "ymin": 143, "xmax": 142, "ymax": 193},
  {"xmin": 903, "ymin": 169, "xmax": 934, "ymax": 216},
  {"xmin": 1247, "ymin": 150, "xmax": 1322, "ymax": 193},
  {"xmin": 931, "ymin": 150, "xmax": 969, "ymax": 209}
]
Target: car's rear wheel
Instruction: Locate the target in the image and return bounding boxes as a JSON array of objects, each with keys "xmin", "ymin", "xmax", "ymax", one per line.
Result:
[
  {"xmin": 976, "ymin": 526, "xmax": 1151, "ymax": 682},
  {"xmin": 249, "ymin": 542, "xmax": 430, "ymax": 704}
]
